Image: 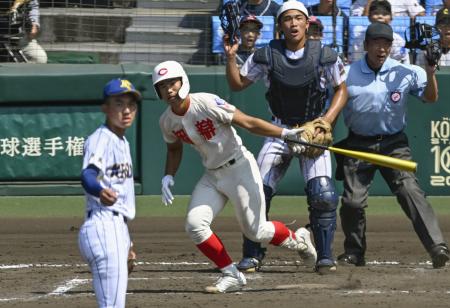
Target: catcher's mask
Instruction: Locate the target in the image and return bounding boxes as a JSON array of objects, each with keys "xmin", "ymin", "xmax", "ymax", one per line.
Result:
[
  {"xmin": 152, "ymin": 60, "xmax": 190, "ymax": 100},
  {"xmin": 404, "ymin": 22, "xmax": 442, "ymax": 67}
]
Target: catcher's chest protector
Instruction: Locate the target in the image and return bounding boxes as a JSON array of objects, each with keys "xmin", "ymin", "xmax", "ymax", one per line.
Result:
[{"xmin": 253, "ymin": 39, "xmax": 337, "ymax": 126}]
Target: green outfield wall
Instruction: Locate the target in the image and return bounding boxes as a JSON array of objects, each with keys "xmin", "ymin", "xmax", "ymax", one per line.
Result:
[{"xmin": 0, "ymin": 64, "xmax": 449, "ymax": 196}]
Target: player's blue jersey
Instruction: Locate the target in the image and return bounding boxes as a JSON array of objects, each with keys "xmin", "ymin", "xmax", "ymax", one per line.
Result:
[{"xmin": 82, "ymin": 124, "xmax": 135, "ymax": 220}]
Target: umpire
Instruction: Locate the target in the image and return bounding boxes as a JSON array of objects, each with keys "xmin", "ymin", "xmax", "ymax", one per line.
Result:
[{"xmin": 337, "ymin": 22, "xmax": 449, "ymax": 268}]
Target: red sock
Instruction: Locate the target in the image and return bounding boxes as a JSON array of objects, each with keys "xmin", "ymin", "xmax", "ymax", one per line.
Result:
[
  {"xmin": 269, "ymin": 221, "xmax": 295, "ymax": 245},
  {"xmin": 196, "ymin": 233, "xmax": 233, "ymax": 269}
]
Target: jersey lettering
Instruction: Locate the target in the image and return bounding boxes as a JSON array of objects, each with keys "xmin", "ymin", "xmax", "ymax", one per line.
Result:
[
  {"xmin": 105, "ymin": 163, "xmax": 133, "ymax": 179},
  {"xmin": 195, "ymin": 118, "xmax": 216, "ymax": 140},
  {"xmin": 173, "ymin": 129, "xmax": 194, "ymax": 144}
]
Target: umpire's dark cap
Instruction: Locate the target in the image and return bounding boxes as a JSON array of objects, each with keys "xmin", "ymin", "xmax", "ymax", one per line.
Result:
[
  {"xmin": 103, "ymin": 78, "xmax": 142, "ymax": 101},
  {"xmin": 365, "ymin": 22, "xmax": 393, "ymax": 42}
]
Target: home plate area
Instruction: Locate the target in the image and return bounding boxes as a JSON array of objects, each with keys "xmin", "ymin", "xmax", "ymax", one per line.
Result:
[{"xmin": 0, "ymin": 216, "xmax": 449, "ymax": 307}]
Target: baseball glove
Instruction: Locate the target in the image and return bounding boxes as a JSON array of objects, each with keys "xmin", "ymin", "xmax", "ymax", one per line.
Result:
[
  {"xmin": 299, "ymin": 118, "xmax": 333, "ymax": 158},
  {"xmin": 128, "ymin": 242, "xmax": 137, "ymax": 275}
]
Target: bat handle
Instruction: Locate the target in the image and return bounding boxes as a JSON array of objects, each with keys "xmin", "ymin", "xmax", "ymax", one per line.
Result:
[{"xmin": 284, "ymin": 138, "xmax": 329, "ymax": 150}]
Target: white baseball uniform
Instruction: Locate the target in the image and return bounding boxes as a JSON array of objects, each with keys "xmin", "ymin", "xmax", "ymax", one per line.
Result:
[
  {"xmin": 159, "ymin": 93, "xmax": 277, "ymax": 244},
  {"xmin": 240, "ymin": 49, "xmax": 346, "ymax": 192},
  {"xmin": 78, "ymin": 124, "xmax": 134, "ymax": 308}
]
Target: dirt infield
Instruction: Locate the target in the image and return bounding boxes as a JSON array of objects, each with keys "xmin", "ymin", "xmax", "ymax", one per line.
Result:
[{"xmin": 1, "ymin": 215, "xmax": 449, "ymax": 308}]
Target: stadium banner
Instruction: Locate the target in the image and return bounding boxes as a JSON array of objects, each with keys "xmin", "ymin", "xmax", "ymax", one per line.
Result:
[{"xmin": 0, "ymin": 104, "xmax": 138, "ymax": 180}]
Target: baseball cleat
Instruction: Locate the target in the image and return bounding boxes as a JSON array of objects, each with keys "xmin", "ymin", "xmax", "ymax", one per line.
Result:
[
  {"xmin": 295, "ymin": 227, "xmax": 317, "ymax": 268},
  {"xmin": 430, "ymin": 245, "xmax": 449, "ymax": 269},
  {"xmin": 315, "ymin": 258, "xmax": 337, "ymax": 274},
  {"xmin": 337, "ymin": 253, "xmax": 366, "ymax": 266},
  {"xmin": 205, "ymin": 271, "xmax": 247, "ymax": 293},
  {"xmin": 236, "ymin": 257, "xmax": 262, "ymax": 272}
]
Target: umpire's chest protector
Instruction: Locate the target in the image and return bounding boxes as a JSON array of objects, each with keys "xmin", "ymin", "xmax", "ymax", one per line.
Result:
[{"xmin": 253, "ymin": 39, "xmax": 337, "ymax": 126}]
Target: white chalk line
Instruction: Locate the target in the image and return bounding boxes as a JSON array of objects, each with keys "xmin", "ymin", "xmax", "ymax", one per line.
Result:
[
  {"xmin": 341, "ymin": 289, "xmax": 450, "ymax": 296},
  {"xmin": 49, "ymin": 278, "xmax": 90, "ymax": 295},
  {"xmin": 0, "ymin": 277, "xmax": 89, "ymax": 303},
  {"xmin": 1, "ymin": 272, "xmax": 450, "ymax": 303},
  {"xmin": 0, "ymin": 261, "xmax": 210, "ymax": 270},
  {"xmin": 0, "ymin": 274, "xmax": 264, "ymax": 303},
  {"xmin": 0, "ymin": 260, "xmax": 443, "ymax": 271}
]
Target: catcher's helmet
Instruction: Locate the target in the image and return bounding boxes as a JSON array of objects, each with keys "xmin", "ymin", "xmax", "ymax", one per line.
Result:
[{"xmin": 152, "ymin": 60, "xmax": 190, "ymax": 100}]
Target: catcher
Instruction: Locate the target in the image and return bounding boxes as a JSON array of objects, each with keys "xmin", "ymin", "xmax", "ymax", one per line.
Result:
[{"xmin": 224, "ymin": 0, "xmax": 348, "ymax": 273}]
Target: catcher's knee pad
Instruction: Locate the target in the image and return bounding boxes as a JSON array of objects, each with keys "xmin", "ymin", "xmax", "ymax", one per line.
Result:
[
  {"xmin": 306, "ymin": 176, "xmax": 339, "ymax": 212},
  {"xmin": 306, "ymin": 176, "xmax": 338, "ymax": 261}
]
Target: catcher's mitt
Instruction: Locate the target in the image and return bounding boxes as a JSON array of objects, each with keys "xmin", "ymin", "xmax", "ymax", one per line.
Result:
[
  {"xmin": 128, "ymin": 242, "xmax": 137, "ymax": 275},
  {"xmin": 299, "ymin": 118, "xmax": 333, "ymax": 158}
]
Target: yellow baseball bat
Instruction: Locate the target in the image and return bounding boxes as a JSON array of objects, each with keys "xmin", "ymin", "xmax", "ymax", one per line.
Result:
[{"xmin": 287, "ymin": 139, "xmax": 417, "ymax": 172}]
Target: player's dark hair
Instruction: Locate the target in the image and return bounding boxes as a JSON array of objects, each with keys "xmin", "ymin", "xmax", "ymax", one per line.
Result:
[{"xmin": 369, "ymin": 0, "xmax": 392, "ymax": 16}]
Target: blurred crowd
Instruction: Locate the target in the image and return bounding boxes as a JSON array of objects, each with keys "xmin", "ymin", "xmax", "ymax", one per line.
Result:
[{"xmin": 218, "ymin": 0, "xmax": 450, "ymax": 67}]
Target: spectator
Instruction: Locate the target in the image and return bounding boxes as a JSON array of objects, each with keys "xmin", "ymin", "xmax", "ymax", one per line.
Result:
[
  {"xmin": 436, "ymin": 8, "xmax": 450, "ymax": 65},
  {"xmin": 20, "ymin": 0, "xmax": 47, "ymax": 63},
  {"xmin": 348, "ymin": 0, "xmax": 410, "ymax": 64},
  {"xmin": 416, "ymin": 8, "xmax": 450, "ymax": 66},
  {"xmin": 351, "ymin": 0, "xmax": 425, "ymax": 17},
  {"xmin": 233, "ymin": 15, "xmax": 263, "ymax": 66},
  {"xmin": 307, "ymin": 0, "xmax": 347, "ymax": 17},
  {"xmin": 430, "ymin": 0, "xmax": 450, "ymax": 14},
  {"xmin": 238, "ymin": 0, "xmax": 281, "ymax": 18},
  {"xmin": 307, "ymin": 16, "xmax": 324, "ymax": 40}
]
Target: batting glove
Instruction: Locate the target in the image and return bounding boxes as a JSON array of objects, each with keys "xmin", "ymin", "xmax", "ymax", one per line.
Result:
[
  {"xmin": 281, "ymin": 128, "xmax": 307, "ymax": 154},
  {"xmin": 281, "ymin": 127, "xmax": 303, "ymax": 140},
  {"xmin": 161, "ymin": 175, "xmax": 175, "ymax": 206}
]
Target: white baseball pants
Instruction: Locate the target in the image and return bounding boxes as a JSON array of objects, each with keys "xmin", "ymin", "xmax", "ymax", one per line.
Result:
[
  {"xmin": 78, "ymin": 209, "xmax": 130, "ymax": 308},
  {"xmin": 185, "ymin": 150, "xmax": 276, "ymax": 245},
  {"xmin": 257, "ymin": 136, "xmax": 332, "ymax": 192}
]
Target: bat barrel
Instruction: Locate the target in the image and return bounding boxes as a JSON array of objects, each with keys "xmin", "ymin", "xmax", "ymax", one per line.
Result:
[{"xmin": 329, "ymin": 147, "xmax": 417, "ymax": 173}]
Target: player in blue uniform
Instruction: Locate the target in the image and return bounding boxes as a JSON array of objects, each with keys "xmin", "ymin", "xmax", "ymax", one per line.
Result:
[{"xmin": 78, "ymin": 78, "xmax": 141, "ymax": 308}]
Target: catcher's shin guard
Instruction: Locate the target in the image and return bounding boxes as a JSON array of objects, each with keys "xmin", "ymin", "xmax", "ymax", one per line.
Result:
[
  {"xmin": 306, "ymin": 177, "xmax": 338, "ymax": 264},
  {"xmin": 241, "ymin": 235, "xmax": 266, "ymax": 260},
  {"xmin": 309, "ymin": 210, "xmax": 336, "ymax": 262}
]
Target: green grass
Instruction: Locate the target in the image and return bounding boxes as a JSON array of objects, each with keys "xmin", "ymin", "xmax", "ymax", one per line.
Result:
[{"xmin": 0, "ymin": 195, "xmax": 449, "ymax": 218}]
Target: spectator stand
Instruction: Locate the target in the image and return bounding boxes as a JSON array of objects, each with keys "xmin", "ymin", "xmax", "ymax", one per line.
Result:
[
  {"xmin": 222, "ymin": 0, "xmax": 284, "ymax": 6},
  {"xmin": 211, "ymin": 15, "xmax": 275, "ymax": 62},
  {"xmin": 416, "ymin": 15, "xmax": 437, "ymax": 26},
  {"xmin": 425, "ymin": 0, "xmax": 443, "ymax": 15},
  {"xmin": 314, "ymin": 16, "xmax": 345, "ymax": 54},
  {"xmin": 302, "ymin": 0, "xmax": 352, "ymax": 16},
  {"xmin": 348, "ymin": 16, "xmax": 411, "ymax": 62},
  {"xmin": 391, "ymin": 15, "xmax": 412, "ymax": 40}
]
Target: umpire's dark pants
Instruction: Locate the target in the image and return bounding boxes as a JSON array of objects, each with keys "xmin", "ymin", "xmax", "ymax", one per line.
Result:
[{"xmin": 339, "ymin": 131, "xmax": 446, "ymax": 258}]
